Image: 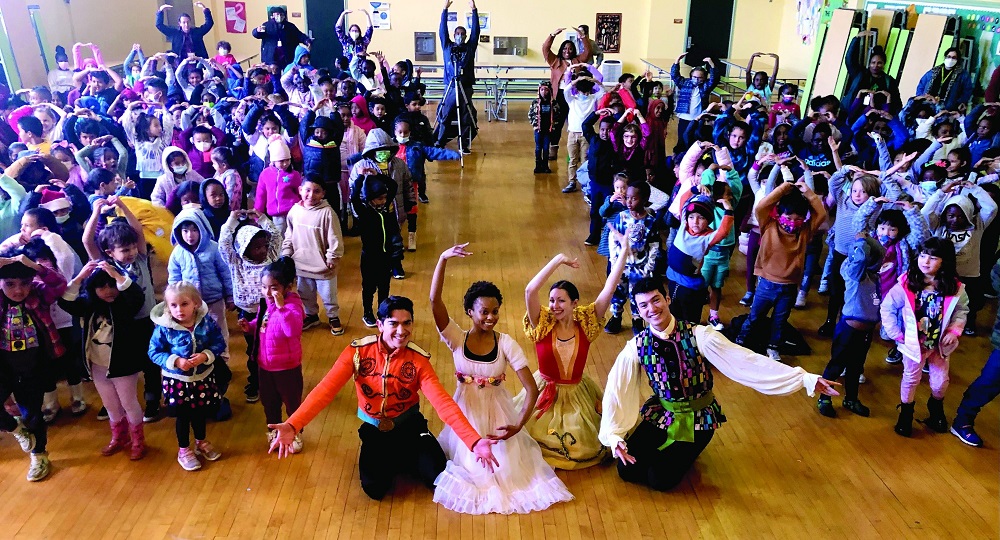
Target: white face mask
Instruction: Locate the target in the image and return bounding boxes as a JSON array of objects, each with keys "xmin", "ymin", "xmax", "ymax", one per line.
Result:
[
  {"xmin": 172, "ymin": 165, "xmax": 189, "ymax": 175},
  {"xmin": 349, "ymin": 31, "xmax": 360, "ymax": 40},
  {"xmin": 455, "ymin": 34, "xmax": 465, "ymax": 45},
  {"xmin": 194, "ymin": 141, "xmax": 212, "ymax": 152},
  {"xmin": 943, "ymin": 58, "xmax": 958, "ymax": 70},
  {"xmin": 55, "ymin": 214, "xmax": 70, "ymax": 225},
  {"xmin": 396, "ymin": 136, "xmax": 409, "ymax": 144},
  {"xmin": 218, "ymin": 49, "xmax": 228, "ymax": 57}
]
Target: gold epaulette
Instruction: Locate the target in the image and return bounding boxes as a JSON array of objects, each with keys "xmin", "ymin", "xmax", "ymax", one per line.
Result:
[
  {"xmin": 350, "ymin": 335, "xmax": 379, "ymax": 348},
  {"xmin": 406, "ymin": 342, "xmax": 431, "ymax": 358}
]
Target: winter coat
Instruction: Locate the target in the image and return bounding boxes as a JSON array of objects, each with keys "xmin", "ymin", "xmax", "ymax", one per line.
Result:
[
  {"xmin": 252, "ymin": 20, "xmax": 310, "ymax": 66},
  {"xmin": 880, "ymin": 274, "xmax": 968, "ymax": 360},
  {"xmin": 348, "ymin": 129, "xmax": 414, "ymax": 228},
  {"xmin": 300, "ymin": 111, "xmax": 346, "ymax": 187},
  {"xmin": 281, "ymin": 200, "xmax": 344, "ymax": 280},
  {"xmin": 199, "ymin": 178, "xmax": 232, "ymax": 240},
  {"xmin": 151, "ymin": 146, "xmax": 206, "ymax": 208},
  {"xmin": 156, "ymin": 8, "xmax": 214, "ymax": 58},
  {"xmin": 148, "ymin": 300, "xmax": 227, "ymax": 381},
  {"xmin": 167, "ymin": 208, "xmax": 234, "ymax": 304},
  {"xmin": 254, "ymin": 166, "xmax": 302, "ymax": 218},
  {"xmin": 922, "ymin": 186, "xmax": 998, "ymax": 278},
  {"xmin": 0, "ymin": 265, "xmax": 67, "ymax": 360},
  {"xmin": 582, "ymin": 111, "xmax": 618, "ymax": 188},
  {"xmin": 246, "ymin": 292, "xmax": 304, "ymax": 372},
  {"xmin": 59, "ymin": 277, "xmax": 145, "ymax": 378},
  {"xmin": 351, "ymin": 175, "xmax": 403, "ymax": 260},
  {"xmin": 220, "ymin": 213, "xmax": 281, "ymax": 313},
  {"xmin": 397, "ymin": 142, "xmax": 460, "ymax": 185}
]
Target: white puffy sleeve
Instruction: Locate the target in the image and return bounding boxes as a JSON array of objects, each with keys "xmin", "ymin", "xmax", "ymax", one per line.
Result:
[
  {"xmin": 498, "ymin": 333, "xmax": 529, "ymax": 371},
  {"xmin": 599, "ymin": 340, "xmax": 648, "ymax": 450},
  {"xmin": 438, "ymin": 319, "xmax": 465, "ymax": 353},
  {"xmin": 694, "ymin": 325, "xmax": 820, "ymax": 396}
]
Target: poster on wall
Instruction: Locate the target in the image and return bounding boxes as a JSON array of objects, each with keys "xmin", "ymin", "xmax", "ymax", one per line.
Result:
[
  {"xmin": 467, "ymin": 12, "xmax": 489, "ymax": 31},
  {"xmin": 596, "ymin": 13, "xmax": 622, "ymax": 54},
  {"xmin": 370, "ymin": 2, "xmax": 391, "ymax": 30},
  {"xmin": 224, "ymin": 1, "xmax": 247, "ymax": 33},
  {"xmin": 447, "ymin": 11, "xmax": 459, "ymax": 36}
]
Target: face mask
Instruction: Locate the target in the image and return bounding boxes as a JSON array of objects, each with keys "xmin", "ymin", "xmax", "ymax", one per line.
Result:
[
  {"xmin": 218, "ymin": 49, "xmax": 228, "ymax": 57},
  {"xmin": 55, "ymin": 214, "xmax": 70, "ymax": 225},
  {"xmin": 172, "ymin": 165, "xmax": 189, "ymax": 175},
  {"xmin": 920, "ymin": 180, "xmax": 938, "ymax": 195},
  {"xmin": 396, "ymin": 136, "xmax": 409, "ymax": 144},
  {"xmin": 194, "ymin": 141, "xmax": 212, "ymax": 152},
  {"xmin": 455, "ymin": 35, "xmax": 465, "ymax": 45},
  {"xmin": 877, "ymin": 234, "xmax": 893, "ymax": 246},
  {"xmin": 375, "ymin": 150, "xmax": 391, "ymax": 163},
  {"xmin": 943, "ymin": 58, "xmax": 958, "ymax": 70},
  {"xmin": 778, "ymin": 215, "xmax": 805, "ymax": 234},
  {"xmin": 349, "ymin": 31, "xmax": 360, "ymax": 40},
  {"xmin": 782, "ymin": 96, "xmax": 794, "ymax": 104}
]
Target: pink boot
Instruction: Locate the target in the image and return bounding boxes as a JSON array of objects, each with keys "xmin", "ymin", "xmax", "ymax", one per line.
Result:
[
  {"xmin": 101, "ymin": 418, "xmax": 130, "ymax": 456},
  {"xmin": 128, "ymin": 422, "xmax": 146, "ymax": 461}
]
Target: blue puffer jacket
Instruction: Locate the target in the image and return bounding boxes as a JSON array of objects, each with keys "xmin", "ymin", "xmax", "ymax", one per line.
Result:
[
  {"xmin": 148, "ymin": 300, "xmax": 227, "ymax": 381},
  {"xmin": 399, "ymin": 142, "xmax": 461, "ymax": 184},
  {"xmin": 671, "ymin": 63, "xmax": 717, "ymax": 116},
  {"xmin": 167, "ymin": 207, "xmax": 233, "ymax": 304},
  {"xmin": 841, "ymin": 236, "xmax": 885, "ymax": 324}
]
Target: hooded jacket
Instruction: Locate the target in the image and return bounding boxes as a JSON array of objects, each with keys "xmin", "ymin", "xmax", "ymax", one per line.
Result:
[
  {"xmin": 281, "ymin": 199, "xmax": 344, "ymax": 279},
  {"xmin": 167, "ymin": 207, "xmax": 233, "ymax": 304},
  {"xmin": 152, "ymin": 146, "xmax": 206, "ymax": 208},
  {"xmin": 397, "ymin": 142, "xmax": 460, "ymax": 185},
  {"xmin": 300, "ymin": 111, "xmax": 346, "ymax": 190},
  {"xmin": 348, "ymin": 129, "xmax": 414, "ymax": 228},
  {"xmin": 246, "ymin": 291, "xmax": 305, "ymax": 372},
  {"xmin": 350, "ymin": 175, "xmax": 403, "ymax": 259},
  {"xmin": 251, "ymin": 15, "xmax": 310, "ymax": 66},
  {"xmin": 199, "ymin": 178, "xmax": 231, "ymax": 240},
  {"xmin": 667, "ymin": 196, "xmax": 734, "ymax": 289},
  {"xmin": 148, "ymin": 299, "xmax": 227, "ymax": 381},
  {"xmin": 841, "ymin": 236, "xmax": 887, "ymax": 323},
  {"xmin": 880, "ymin": 274, "xmax": 968, "ymax": 360},
  {"xmin": 922, "ymin": 185, "xmax": 998, "ymax": 278},
  {"xmin": 282, "ymin": 45, "xmax": 314, "ymax": 74},
  {"xmin": 350, "ymin": 95, "xmax": 376, "ymax": 134},
  {"xmin": 59, "ymin": 276, "xmax": 146, "ymax": 378},
  {"xmin": 254, "ymin": 163, "xmax": 303, "ymax": 218},
  {"xmin": 220, "ymin": 213, "xmax": 282, "ymax": 312}
]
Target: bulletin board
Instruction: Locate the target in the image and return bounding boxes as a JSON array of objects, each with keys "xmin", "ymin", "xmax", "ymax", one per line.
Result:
[{"xmin": 866, "ymin": 1, "xmax": 1000, "ymax": 95}]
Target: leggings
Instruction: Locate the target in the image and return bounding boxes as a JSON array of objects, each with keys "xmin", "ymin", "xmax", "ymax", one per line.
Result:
[
  {"xmin": 259, "ymin": 366, "xmax": 303, "ymax": 425},
  {"xmin": 745, "ymin": 229, "xmax": 761, "ymax": 293},
  {"xmin": 407, "ymin": 213, "xmax": 417, "ymax": 233},
  {"xmin": 92, "ymin": 370, "xmax": 143, "ymax": 426},
  {"xmin": 825, "ymin": 250, "xmax": 848, "ymax": 322},
  {"xmin": 901, "ymin": 349, "xmax": 949, "ymax": 403},
  {"xmin": 175, "ymin": 408, "xmax": 209, "ymax": 448}
]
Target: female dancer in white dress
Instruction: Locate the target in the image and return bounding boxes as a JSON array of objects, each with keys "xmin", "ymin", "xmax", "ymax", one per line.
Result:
[{"xmin": 430, "ymin": 243, "xmax": 573, "ymax": 514}]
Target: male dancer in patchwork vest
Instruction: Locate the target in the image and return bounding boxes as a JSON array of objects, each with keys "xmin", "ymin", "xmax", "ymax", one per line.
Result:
[{"xmin": 599, "ymin": 278, "xmax": 839, "ymax": 490}]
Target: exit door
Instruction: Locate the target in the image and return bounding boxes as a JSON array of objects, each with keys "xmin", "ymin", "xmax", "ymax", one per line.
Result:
[{"xmin": 686, "ymin": 0, "xmax": 735, "ymax": 63}]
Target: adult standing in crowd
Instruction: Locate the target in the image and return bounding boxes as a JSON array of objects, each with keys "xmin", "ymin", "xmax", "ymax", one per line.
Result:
[
  {"xmin": 579, "ymin": 25, "xmax": 604, "ymax": 67},
  {"xmin": 252, "ymin": 6, "xmax": 312, "ymax": 72},
  {"xmin": 155, "ymin": 2, "xmax": 214, "ymax": 59},
  {"xmin": 841, "ymin": 36, "xmax": 901, "ymax": 115},
  {"xmin": 433, "ymin": 0, "xmax": 480, "ymax": 153},
  {"xmin": 915, "ymin": 47, "xmax": 974, "ymax": 112},
  {"xmin": 542, "ymin": 27, "xmax": 591, "ymax": 163}
]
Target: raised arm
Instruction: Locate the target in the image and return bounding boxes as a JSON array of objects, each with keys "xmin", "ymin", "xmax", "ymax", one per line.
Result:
[
  {"xmin": 525, "ymin": 253, "xmax": 577, "ymax": 327},
  {"xmin": 430, "ymin": 244, "xmax": 470, "ymax": 332}
]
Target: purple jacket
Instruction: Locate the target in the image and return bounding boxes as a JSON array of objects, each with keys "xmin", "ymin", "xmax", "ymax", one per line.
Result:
[
  {"xmin": 247, "ymin": 291, "xmax": 304, "ymax": 372},
  {"xmin": 254, "ymin": 166, "xmax": 302, "ymax": 218}
]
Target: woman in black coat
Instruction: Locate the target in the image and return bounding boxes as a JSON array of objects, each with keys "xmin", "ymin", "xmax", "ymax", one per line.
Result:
[
  {"xmin": 155, "ymin": 2, "xmax": 214, "ymax": 59},
  {"xmin": 252, "ymin": 6, "xmax": 311, "ymax": 70}
]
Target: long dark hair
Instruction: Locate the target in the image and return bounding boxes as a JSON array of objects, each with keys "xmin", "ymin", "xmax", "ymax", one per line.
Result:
[{"xmin": 907, "ymin": 237, "xmax": 959, "ymax": 297}]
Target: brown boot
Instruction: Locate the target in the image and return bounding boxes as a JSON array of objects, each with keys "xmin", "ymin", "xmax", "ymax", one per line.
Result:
[
  {"xmin": 129, "ymin": 421, "xmax": 146, "ymax": 460},
  {"xmin": 101, "ymin": 418, "xmax": 130, "ymax": 456}
]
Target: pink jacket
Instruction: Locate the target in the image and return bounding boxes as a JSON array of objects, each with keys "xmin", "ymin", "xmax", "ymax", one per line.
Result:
[
  {"xmin": 254, "ymin": 166, "xmax": 302, "ymax": 218},
  {"xmin": 247, "ymin": 291, "xmax": 304, "ymax": 372}
]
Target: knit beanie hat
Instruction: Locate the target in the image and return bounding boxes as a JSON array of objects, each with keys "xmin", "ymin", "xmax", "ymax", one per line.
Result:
[
  {"xmin": 268, "ymin": 137, "xmax": 291, "ymax": 162},
  {"xmin": 39, "ymin": 189, "xmax": 71, "ymax": 213},
  {"xmin": 684, "ymin": 195, "xmax": 715, "ymax": 221}
]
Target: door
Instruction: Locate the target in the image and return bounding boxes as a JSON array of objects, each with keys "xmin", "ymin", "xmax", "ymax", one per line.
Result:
[
  {"xmin": 304, "ymin": 0, "xmax": 345, "ymax": 69},
  {"xmin": 686, "ymin": 0, "xmax": 735, "ymax": 63}
]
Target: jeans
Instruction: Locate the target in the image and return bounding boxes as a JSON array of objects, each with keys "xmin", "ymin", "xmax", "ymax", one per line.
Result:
[
  {"xmin": 821, "ymin": 319, "xmax": 874, "ymax": 401},
  {"xmin": 551, "ymin": 89, "xmax": 568, "ymax": 146},
  {"xmin": 237, "ymin": 309, "xmax": 259, "ymax": 394},
  {"xmin": 801, "ymin": 235, "xmax": 823, "ymax": 292},
  {"xmin": 298, "ymin": 276, "xmax": 340, "ymax": 320},
  {"xmin": 361, "ymin": 253, "xmax": 391, "ymax": 315},
  {"xmin": 737, "ymin": 277, "xmax": 797, "ymax": 349},
  {"xmin": 534, "ymin": 130, "xmax": 551, "ymax": 162},
  {"xmin": 954, "ymin": 349, "xmax": 1000, "ymax": 426},
  {"xmin": 0, "ymin": 364, "xmax": 47, "ymax": 454},
  {"xmin": 668, "ymin": 280, "xmax": 707, "ymax": 324}
]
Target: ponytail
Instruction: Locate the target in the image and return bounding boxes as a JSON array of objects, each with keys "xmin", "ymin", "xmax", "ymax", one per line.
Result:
[{"xmin": 265, "ymin": 256, "xmax": 297, "ymax": 288}]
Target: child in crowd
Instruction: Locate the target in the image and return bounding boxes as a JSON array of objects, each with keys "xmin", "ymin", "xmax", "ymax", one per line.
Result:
[
  {"xmin": 769, "ymin": 84, "xmax": 801, "ymax": 128},
  {"xmin": 281, "ymin": 176, "xmax": 344, "ymax": 335},
  {"xmin": 736, "ymin": 179, "xmax": 826, "ymax": 361},
  {"xmin": 604, "ymin": 180, "xmax": 662, "ymax": 334},
  {"xmin": 393, "ymin": 116, "xmax": 459, "ymax": 215},
  {"xmin": 951, "ymin": 260, "xmax": 1000, "ymax": 447},
  {"xmin": 0, "ymin": 248, "xmax": 67, "ymax": 481},
  {"xmin": 151, "ymin": 147, "xmax": 205, "ymax": 208},
  {"xmin": 881, "ymin": 238, "xmax": 968, "ymax": 437},
  {"xmin": 580, "ymin": 110, "xmax": 619, "ymax": 239},
  {"xmin": 148, "ymin": 282, "xmax": 227, "ymax": 471},
  {"xmin": 60, "ymin": 260, "xmax": 147, "ymax": 459},
  {"xmin": 238, "ymin": 257, "xmax": 305, "ymax": 453},
  {"xmin": 199, "ymin": 178, "xmax": 231, "ymax": 240},
  {"xmin": 529, "ymin": 82, "xmax": 560, "ymax": 174},
  {"xmin": 120, "ymin": 101, "xmax": 174, "ymax": 198},
  {"xmin": 351, "ymin": 174, "xmax": 402, "ymax": 327},
  {"xmin": 255, "ymin": 137, "xmax": 302, "ymax": 236},
  {"xmin": 220, "ymin": 210, "xmax": 282, "ymax": 403},
  {"xmin": 210, "ymin": 147, "xmax": 243, "ymax": 211},
  {"xmin": 299, "ymin": 108, "xmax": 345, "ymax": 212},
  {"xmin": 597, "ymin": 174, "xmax": 629, "ymax": 263}
]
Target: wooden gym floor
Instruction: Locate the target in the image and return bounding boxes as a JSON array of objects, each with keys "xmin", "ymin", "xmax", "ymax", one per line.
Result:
[{"xmin": 2, "ymin": 103, "xmax": 996, "ymax": 539}]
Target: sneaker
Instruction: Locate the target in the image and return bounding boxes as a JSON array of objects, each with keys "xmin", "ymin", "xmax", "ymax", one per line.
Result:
[
  {"xmin": 818, "ymin": 279, "xmax": 829, "ymax": 295},
  {"xmin": 951, "ymin": 425, "xmax": 984, "ymax": 447},
  {"xmin": 817, "ymin": 397, "xmax": 836, "ymax": 418},
  {"xmin": 194, "ymin": 440, "xmax": 222, "ymax": 461},
  {"xmin": 418, "ymin": 194, "xmax": 430, "ymax": 204},
  {"xmin": 143, "ymin": 401, "xmax": 160, "ymax": 423},
  {"xmin": 26, "ymin": 452, "xmax": 50, "ymax": 482},
  {"xmin": 245, "ymin": 389, "xmax": 260, "ymax": 404},
  {"xmin": 42, "ymin": 407, "xmax": 60, "ymax": 424},
  {"xmin": 362, "ymin": 313, "xmax": 377, "ymax": 328},
  {"xmin": 795, "ymin": 290, "xmax": 807, "ymax": 309},
  {"xmin": 10, "ymin": 420, "xmax": 35, "ymax": 453},
  {"xmin": 330, "ymin": 318, "xmax": 345, "ymax": 336},
  {"xmin": 290, "ymin": 433, "xmax": 304, "ymax": 454},
  {"xmin": 392, "ymin": 267, "xmax": 406, "ymax": 279},
  {"xmin": 561, "ymin": 183, "xmax": 578, "ymax": 194},
  {"xmin": 407, "ymin": 232, "xmax": 416, "ymax": 252},
  {"xmin": 583, "ymin": 194, "xmax": 591, "ymax": 206},
  {"xmin": 604, "ymin": 314, "xmax": 622, "ymax": 334},
  {"xmin": 739, "ymin": 292, "xmax": 754, "ymax": 306},
  {"xmin": 858, "ymin": 373, "xmax": 867, "ymax": 384},
  {"xmin": 843, "ymin": 399, "xmax": 871, "ymax": 417},
  {"xmin": 818, "ymin": 320, "xmax": 836, "ymax": 337},
  {"xmin": 584, "ymin": 236, "xmax": 599, "ymax": 247},
  {"xmin": 177, "ymin": 447, "xmax": 202, "ymax": 471},
  {"xmin": 96, "ymin": 406, "xmax": 109, "ymax": 421},
  {"xmin": 708, "ymin": 316, "xmax": 724, "ymax": 331},
  {"xmin": 922, "ymin": 363, "xmax": 930, "ymax": 374},
  {"xmin": 70, "ymin": 400, "xmax": 87, "ymax": 416},
  {"xmin": 766, "ymin": 348, "xmax": 782, "ymax": 362},
  {"xmin": 302, "ymin": 314, "xmax": 321, "ymax": 330},
  {"xmin": 963, "ymin": 327, "xmax": 977, "ymax": 337},
  {"xmin": 462, "ymin": 148, "xmax": 472, "ymax": 155},
  {"xmin": 885, "ymin": 349, "xmax": 903, "ymax": 365}
]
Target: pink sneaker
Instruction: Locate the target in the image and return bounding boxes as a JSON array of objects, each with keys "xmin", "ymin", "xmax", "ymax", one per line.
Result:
[
  {"xmin": 194, "ymin": 440, "xmax": 221, "ymax": 461},
  {"xmin": 177, "ymin": 447, "xmax": 201, "ymax": 471}
]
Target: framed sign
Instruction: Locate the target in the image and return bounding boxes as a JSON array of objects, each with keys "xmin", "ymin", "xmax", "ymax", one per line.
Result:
[{"xmin": 596, "ymin": 13, "xmax": 622, "ymax": 54}]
